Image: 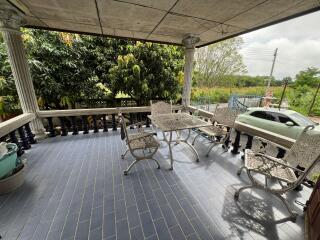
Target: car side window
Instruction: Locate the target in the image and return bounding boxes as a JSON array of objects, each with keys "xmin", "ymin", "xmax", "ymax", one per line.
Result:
[
  {"xmin": 274, "ymin": 113, "xmax": 297, "ymax": 125},
  {"xmin": 250, "ymin": 111, "xmax": 265, "ymax": 119},
  {"xmin": 250, "ymin": 111, "xmax": 275, "ymax": 121}
]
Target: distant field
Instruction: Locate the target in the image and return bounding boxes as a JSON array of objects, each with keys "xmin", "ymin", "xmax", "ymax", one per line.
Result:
[
  {"xmin": 191, "ymin": 86, "xmax": 320, "ymax": 116},
  {"xmin": 191, "ymin": 86, "xmax": 286, "ymax": 103}
]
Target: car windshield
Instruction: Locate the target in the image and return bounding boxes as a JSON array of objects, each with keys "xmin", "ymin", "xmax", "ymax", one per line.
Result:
[{"xmin": 290, "ymin": 112, "xmax": 315, "ymax": 126}]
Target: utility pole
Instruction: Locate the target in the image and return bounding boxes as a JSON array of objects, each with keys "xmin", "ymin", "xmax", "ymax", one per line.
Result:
[
  {"xmin": 266, "ymin": 48, "xmax": 278, "ymax": 93},
  {"xmin": 278, "ymin": 79, "xmax": 288, "ymax": 110},
  {"xmin": 308, "ymin": 82, "xmax": 320, "ymax": 116}
]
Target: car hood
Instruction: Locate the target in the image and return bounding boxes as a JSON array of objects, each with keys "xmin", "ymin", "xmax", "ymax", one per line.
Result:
[{"xmin": 313, "ymin": 124, "xmax": 320, "ymax": 132}]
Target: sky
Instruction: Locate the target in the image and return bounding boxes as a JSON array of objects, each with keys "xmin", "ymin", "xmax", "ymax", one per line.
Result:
[{"xmin": 240, "ymin": 11, "xmax": 320, "ymax": 80}]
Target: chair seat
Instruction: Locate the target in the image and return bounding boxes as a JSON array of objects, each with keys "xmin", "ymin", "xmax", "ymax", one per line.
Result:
[
  {"xmin": 128, "ymin": 133, "xmax": 160, "ymax": 150},
  {"xmin": 198, "ymin": 125, "xmax": 227, "ymax": 137},
  {"xmin": 245, "ymin": 149, "xmax": 297, "ymax": 183}
]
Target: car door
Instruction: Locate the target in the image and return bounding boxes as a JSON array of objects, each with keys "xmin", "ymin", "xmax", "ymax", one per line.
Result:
[
  {"xmin": 248, "ymin": 110, "xmax": 277, "ymax": 132},
  {"xmin": 272, "ymin": 113, "xmax": 301, "ymax": 139}
]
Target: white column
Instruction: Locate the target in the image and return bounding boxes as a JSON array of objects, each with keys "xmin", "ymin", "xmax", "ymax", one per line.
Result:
[
  {"xmin": 181, "ymin": 35, "xmax": 199, "ymax": 106},
  {"xmin": 182, "ymin": 47, "xmax": 195, "ymax": 106},
  {"xmin": 0, "ymin": 4, "xmax": 45, "ymax": 136}
]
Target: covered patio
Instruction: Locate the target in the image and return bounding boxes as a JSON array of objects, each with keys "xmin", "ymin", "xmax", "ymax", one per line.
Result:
[
  {"xmin": 1, "ymin": 0, "xmax": 320, "ymax": 239},
  {"xmin": 0, "ymin": 131, "xmax": 308, "ymax": 240}
]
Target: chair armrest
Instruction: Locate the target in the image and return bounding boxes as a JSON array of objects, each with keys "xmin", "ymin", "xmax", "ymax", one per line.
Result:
[
  {"xmin": 130, "ymin": 121, "xmax": 145, "ymax": 128},
  {"xmin": 253, "ymin": 136, "xmax": 289, "ymax": 152},
  {"xmin": 128, "ymin": 132, "xmax": 154, "ymax": 142},
  {"xmin": 255, "ymin": 153, "xmax": 304, "ymax": 173}
]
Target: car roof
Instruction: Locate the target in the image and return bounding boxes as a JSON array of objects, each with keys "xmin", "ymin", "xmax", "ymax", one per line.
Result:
[{"xmin": 247, "ymin": 107, "xmax": 297, "ymax": 115}]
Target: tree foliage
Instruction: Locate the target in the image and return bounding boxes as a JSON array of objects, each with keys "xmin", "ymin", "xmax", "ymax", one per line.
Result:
[
  {"xmin": 294, "ymin": 67, "xmax": 320, "ymax": 88},
  {"xmin": 108, "ymin": 42, "xmax": 184, "ymax": 105},
  {"xmin": 194, "ymin": 37, "xmax": 247, "ymax": 87},
  {"xmin": 0, "ymin": 34, "xmax": 20, "ymax": 119},
  {"xmin": 0, "ymin": 29, "xmax": 184, "ymax": 112},
  {"xmin": 287, "ymin": 67, "xmax": 320, "ymax": 115},
  {"xmin": 23, "ymin": 30, "xmax": 128, "ymax": 109}
]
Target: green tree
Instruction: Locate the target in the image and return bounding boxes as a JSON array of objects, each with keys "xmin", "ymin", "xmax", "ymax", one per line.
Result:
[
  {"xmin": 194, "ymin": 37, "xmax": 247, "ymax": 87},
  {"xmin": 108, "ymin": 42, "xmax": 184, "ymax": 105},
  {"xmin": 23, "ymin": 30, "xmax": 106, "ymax": 109},
  {"xmin": 287, "ymin": 68, "xmax": 320, "ymax": 115},
  {"xmin": 0, "ymin": 34, "xmax": 20, "ymax": 119},
  {"xmin": 21, "ymin": 29, "xmax": 184, "ymax": 108},
  {"xmin": 294, "ymin": 67, "xmax": 320, "ymax": 88},
  {"xmin": 282, "ymin": 76, "xmax": 293, "ymax": 85}
]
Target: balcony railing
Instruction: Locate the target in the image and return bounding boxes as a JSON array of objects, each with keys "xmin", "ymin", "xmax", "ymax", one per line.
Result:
[
  {"xmin": 0, "ymin": 105, "xmax": 295, "ymax": 160},
  {"xmin": 186, "ymin": 105, "xmax": 295, "ymax": 158},
  {"xmin": 37, "ymin": 105, "xmax": 183, "ymax": 137},
  {"xmin": 0, "ymin": 113, "xmax": 37, "ymax": 156}
]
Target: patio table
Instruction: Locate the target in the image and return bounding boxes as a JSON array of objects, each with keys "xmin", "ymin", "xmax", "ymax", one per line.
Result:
[{"xmin": 148, "ymin": 113, "xmax": 211, "ymax": 170}]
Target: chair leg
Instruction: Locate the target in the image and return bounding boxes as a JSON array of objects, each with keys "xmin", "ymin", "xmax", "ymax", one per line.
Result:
[
  {"xmin": 273, "ymin": 192, "xmax": 298, "ymax": 222},
  {"xmin": 124, "ymin": 159, "xmax": 139, "ymax": 175},
  {"xmin": 124, "ymin": 157, "xmax": 160, "ymax": 175},
  {"xmin": 152, "ymin": 158, "xmax": 161, "ymax": 169},
  {"xmin": 234, "ymin": 185, "xmax": 255, "ymax": 200},
  {"xmin": 175, "ymin": 130, "xmax": 181, "ymax": 145},
  {"xmin": 206, "ymin": 142, "xmax": 217, "ymax": 157},
  {"xmin": 235, "ymin": 173, "xmax": 299, "ymax": 222},
  {"xmin": 121, "ymin": 148, "xmax": 129, "ymax": 159},
  {"xmin": 237, "ymin": 166, "xmax": 246, "ymax": 176},
  {"xmin": 192, "ymin": 133, "xmax": 201, "ymax": 146}
]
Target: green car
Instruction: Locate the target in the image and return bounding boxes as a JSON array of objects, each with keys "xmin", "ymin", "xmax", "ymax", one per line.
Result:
[{"xmin": 236, "ymin": 107, "xmax": 320, "ymax": 140}]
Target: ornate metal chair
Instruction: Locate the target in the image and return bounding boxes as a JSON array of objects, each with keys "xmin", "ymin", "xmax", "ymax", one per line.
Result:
[
  {"xmin": 119, "ymin": 114, "xmax": 160, "ymax": 175},
  {"xmin": 235, "ymin": 125, "xmax": 320, "ymax": 221},
  {"xmin": 150, "ymin": 100, "xmax": 175, "ymax": 138},
  {"xmin": 192, "ymin": 105, "xmax": 239, "ymax": 157}
]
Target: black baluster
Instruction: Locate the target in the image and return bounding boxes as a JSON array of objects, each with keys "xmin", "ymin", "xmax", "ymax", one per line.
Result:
[
  {"xmin": 0, "ymin": 136, "xmax": 7, "ymax": 142},
  {"xmin": 129, "ymin": 113, "xmax": 134, "ymax": 129},
  {"xmin": 71, "ymin": 116, "xmax": 79, "ymax": 135},
  {"xmin": 82, "ymin": 116, "xmax": 89, "ymax": 134},
  {"xmin": 146, "ymin": 113, "xmax": 150, "ymax": 128},
  {"xmin": 9, "ymin": 131, "xmax": 24, "ymax": 156},
  {"xmin": 112, "ymin": 114, "xmax": 117, "ymax": 131},
  {"xmin": 276, "ymin": 148, "xmax": 286, "ymax": 158},
  {"xmin": 47, "ymin": 117, "xmax": 56, "ymax": 137},
  {"xmin": 244, "ymin": 135, "xmax": 253, "ymax": 151},
  {"xmin": 223, "ymin": 127, "xmax": 231, "ymax": 149},
  {"xmin": 102, "ymin": 114, "xmax": 108, "ymax": 132},
  {"xmin": 24, "ymin": 123, "xmax": 36, "ymax": 144},
  {"xmin": 231, "ymin": 130, "xmax": 241, "ymax": 154},
  {"xmin": 18, "ymin": 126, "xmax": 31, "ymax": 150},
  {"xmin": 93, "ymin": 115, "xmax": 99, "ymax": 133},
  {"xmin": 59, "ymin": 117, "xmax": 68, "ymax": 136},
  {"xmin": 138, "ymin": 113, "xmax": 142, "ymax": 122},
  {"xmin": 241, "ymin": 134, "xmax": 253, "ymax": 160}
]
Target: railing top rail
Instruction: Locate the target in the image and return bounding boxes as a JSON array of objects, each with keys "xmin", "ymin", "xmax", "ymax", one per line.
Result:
[
  {"xmin": 234, "ymin": 121, "xmax": 295, "ymax": 148},
  {"xmin": 38, "ymin": 105, "xmax": 183, "ymax": 118},
  {"xmin": 186, "ymin": 105, "xmax": 295, "ymax": 149},
  {"xmin": 0, "ymin": 113, "xmax": 35, "ymax": 138}
]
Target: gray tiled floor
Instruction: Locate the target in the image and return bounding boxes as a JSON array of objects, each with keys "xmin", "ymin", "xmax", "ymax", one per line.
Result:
[{"xmin": 0, "ymin": 130, "xmax": 310, "ymax": 240}]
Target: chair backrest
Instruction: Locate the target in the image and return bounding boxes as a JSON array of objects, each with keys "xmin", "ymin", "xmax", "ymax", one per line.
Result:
[
  {"xmin": 119, "ymin": 114, "xmax": 129, "ymax": 142},
  {"xmin": 212, "ymin": 105, "xmax": 239, "ymax": 128},
  {"xmin": 284, "ymin": 125, "xmax": 320, "ymax": 180},
  {"xmin": 150, "ymin": 100, "xmax": 172, "ymax": 116}
]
